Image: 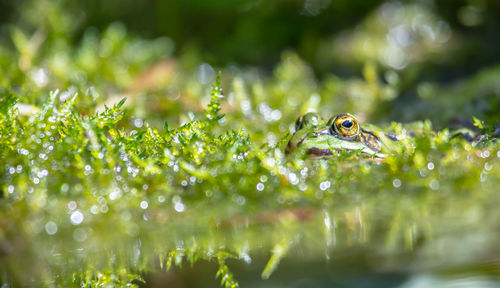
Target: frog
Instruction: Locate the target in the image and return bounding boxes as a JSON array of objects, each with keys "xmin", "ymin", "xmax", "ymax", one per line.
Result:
[{"xmin": 285, "ymin": 112, "xmax": 399, "ymax": 159}]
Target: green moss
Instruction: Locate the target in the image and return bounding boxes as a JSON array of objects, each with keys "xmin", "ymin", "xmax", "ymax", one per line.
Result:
[
  {"xmin": 1, "ymin": 69, "xmax": 499, "ymax": 286},
  {"xmin": 0, "ymin": 4, "xmax": 500, "ymax": 287}
]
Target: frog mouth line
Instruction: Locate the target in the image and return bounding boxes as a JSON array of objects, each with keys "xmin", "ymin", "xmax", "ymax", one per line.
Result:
[
  {"xmin": 306, "ymin": 146, "xmax": 383, "ymax": 158},
  {"xmin": 306, "ymin": 147, "xmax": 336, "ymax": 157}
]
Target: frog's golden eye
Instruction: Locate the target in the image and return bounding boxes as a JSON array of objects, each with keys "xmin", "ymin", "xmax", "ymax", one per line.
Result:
[
  {"xmin": 295, "ymin": 112, "xmax": 321, "ymax": 131},
  {"xmin": 330, "ymin": 114, "xmax": 360, "ymax": 138}
]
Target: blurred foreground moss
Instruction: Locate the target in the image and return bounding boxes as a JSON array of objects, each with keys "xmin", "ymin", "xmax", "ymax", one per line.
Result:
[{"xmin": 1, "ymin": 72, "xmax": 499, "ymax": 287}]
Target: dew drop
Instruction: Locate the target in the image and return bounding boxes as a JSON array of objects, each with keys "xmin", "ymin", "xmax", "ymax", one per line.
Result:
[
  {"xmin": 109, "ymin": 188, "xmax": 122, "ymax": 200},
  {"xmin": 45, "ymin": 221, "xmax": 58, "ymax": 235},
  {"xmin": 319, "ymin": 181, "xmax": 331, "ymax": 191},
  {"xmin": 19, "ymin": 148, "xmax": 29, "ymax": 155},
  {"xmin": 427, "ymin": 162, "xmax": 434, "ymax": 170},
  {"xmin": 288, "ymin": 173, "xmax": 299, "ymax": 185},
  {"xmin": 265, "ymin": 158, "xmax": 276, "ymax": 167},
  {"xmin": 90, "ymin": 205, "xmax": 99, "ymax": 215},
  {"xmin": 70, "ymin": 211, "xmax": 84, "ymax": 225},
  {"xmin": 134, "ymin": 118, "xmax": 144, "ymax": 128},
  {"xmin": 174, "ymin": 202, "xmax": 185, "ymax": 213},
  {"xmin": 256, "ymin": 183, "xmax": 265, "ymax": 191},
  {"xmin": 239, "ymin": 252, "xmax": 252, "ymax": 264},
  {"xmin": 392, "ymin": 178, "xmax": 402, "ymax": 188},
  {"xmin": 39, "ymin": 153, "xmax": 48, "ymax": 160},
  {"xmin": 299, "ymin": 183, "xmax": 308, "ymax": 191},
  {"xmin": 68, "ymin": 201, "xmax": 77, "ymax": 210},
  {"xmin": 300, "ymin": 168, "xmax": 309, "ymax": 177},
  {"xmin": 484, "ymin": 162, "xmax": 493, "ymax": 171}
]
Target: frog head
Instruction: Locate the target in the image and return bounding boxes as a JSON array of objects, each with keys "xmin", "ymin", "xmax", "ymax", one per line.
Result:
[{"xmin": 286, "ymin": 113, "xmax": 385, "ymax": 158}]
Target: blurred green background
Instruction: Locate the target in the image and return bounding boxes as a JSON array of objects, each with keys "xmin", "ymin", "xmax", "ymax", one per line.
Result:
[
  {"xmin": 3, "ymin": 0, "xmax": 500, "ymax": 71},
  {"xmin": 1, "ymin": 0, "xmax": 499, "ymax": 126}
]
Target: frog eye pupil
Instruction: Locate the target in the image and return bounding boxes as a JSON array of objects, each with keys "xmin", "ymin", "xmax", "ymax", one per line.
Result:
[{"xmin": 342, "ymin": 120, "xmax": 353, "ymax": 128}]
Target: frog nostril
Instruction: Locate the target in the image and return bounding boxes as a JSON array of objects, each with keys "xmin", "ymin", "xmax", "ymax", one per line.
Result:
[{"xmin": 342, "ymin": 120, "xmax": 353, "ymax": 128}]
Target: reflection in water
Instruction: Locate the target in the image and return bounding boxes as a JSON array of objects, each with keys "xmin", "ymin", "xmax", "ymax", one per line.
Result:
[{"xmin": 398, "ymin": 275, "xmax": 500, "ymax": 288}]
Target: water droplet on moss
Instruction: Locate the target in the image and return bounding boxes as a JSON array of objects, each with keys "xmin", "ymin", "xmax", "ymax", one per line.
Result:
[
  {"xmin": 45, "ymin": 221, "xmax": 58, "ymax": 235},
  {"xmin": 393, "ymin": 178, "xmax": 402, "ymax": 188},
  {"xmin": 99, "ymin": 205, "xmax": 109, "ymax": 213},
  {"xmin": 174, "ymin": 202, "xmax": 185, "ymax": 213},
  {"xmin": 484, "ymin": 162, "xmax": 492, "ymax": 171},
  {"xmin": 239, "ymin": 252, "xmax": 252, "ymax": 264},
  {"xmin": 18, "ymin": 148, "xmax": 29, "ymax": 155},
  {"xmin": 319, "ymin": 181, "xmax": 331, "ymax": 191},
  {"xmin": 427, "ymin": 162, "xmax": 434, "ymax": 170},
  {"xmin": 109, "ymin": 188, "xmax": 122, "ymax": 200},
  {"xmin": 133, "ymin": 118, "xmax": 144, "ymax": 128},
  {"xmin": 70, "ymin": 211, "xmax": 84, "ymax": 225},
  {"xmin": 300, "ymin": 168, "xmax": 309, "ymax": 177},
  {"xmin": 90, "ymin": 205, "xmax": 99, "ymax": 215},
  {"xmin": 256, "ymin": 183, "xmax": 264, "ymax": 191},
  {"xmin": 299, "ymin": 183, "xmax": 308, "ymax": 191},
  {"xmin": 68, "ymin": 201, "xmax": 77, "ymax": 210},
  {"xmin": 288, "ymin": 173, "xmax": 299, "ymax": 185}
]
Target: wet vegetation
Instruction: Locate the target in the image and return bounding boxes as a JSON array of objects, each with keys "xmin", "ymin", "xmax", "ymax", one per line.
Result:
[{"xmin": 1, "ymin": 0, "xmax": 500, "ymax": 287}]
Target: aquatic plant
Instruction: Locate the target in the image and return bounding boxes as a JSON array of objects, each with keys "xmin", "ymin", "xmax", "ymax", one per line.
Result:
[{"xmin": 1, "ymin": 68, "xmax": 499, "ymax": 286}]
